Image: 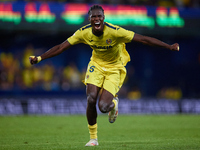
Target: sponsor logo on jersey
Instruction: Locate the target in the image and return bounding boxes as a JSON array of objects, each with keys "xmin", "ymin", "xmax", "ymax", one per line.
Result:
[
  {"xmin": 106, "ymin": 39, "xmax": 112, "ymax": 44},
  {"xmin": 91, "ymin": 45, "xmax": 112, "ymax": 49}
]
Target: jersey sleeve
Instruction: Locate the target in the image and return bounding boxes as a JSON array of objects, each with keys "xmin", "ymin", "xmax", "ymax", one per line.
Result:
[
  {"xmin": 67, "ymin": 29, "xmax": 84, "ymax": 45},
  {"xmin": 116, "ymin": 27, "xmax": 135, "ymax": 43}
]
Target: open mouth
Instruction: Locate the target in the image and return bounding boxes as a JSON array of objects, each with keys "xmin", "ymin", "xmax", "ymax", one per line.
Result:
[{"xmin": 94, "ymin": 22, "xmax": 101, "ymax": 29}]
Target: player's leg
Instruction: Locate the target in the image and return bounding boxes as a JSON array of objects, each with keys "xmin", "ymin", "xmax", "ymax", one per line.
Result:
[
  {"xmin": 98, "ymin": 89, "xmax": 114, "ymax": 113},
  {"xmin": 85, "ymin": 84, "xmax": 100, "ymax": 146},
  {"xmin": 86, "ymin": 84, "xmax": 100, "ymax": 125},
  {"xmin": 100, "ymin": 67, "xmax": 124, "ymax": 123},
  {"xmin": 98, "ymin": 89, "xmax": 119, "ymax": 123},
  {"xmin": 108, "ymin": 96, "xmax": 119, "ymax": 123}
]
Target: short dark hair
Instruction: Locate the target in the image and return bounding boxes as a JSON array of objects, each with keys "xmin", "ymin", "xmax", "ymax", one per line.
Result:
[{"xmin": 88, "ymin": 5, "xmax": 104, "ymax": 15}]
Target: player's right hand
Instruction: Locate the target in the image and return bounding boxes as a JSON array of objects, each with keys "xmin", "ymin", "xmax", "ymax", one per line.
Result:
[{"xmin": 29, "ymin": 56, "xmax": 38, "ymax": 65}]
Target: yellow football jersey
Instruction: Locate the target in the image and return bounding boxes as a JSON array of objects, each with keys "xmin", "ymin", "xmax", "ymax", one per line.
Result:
[{"xmin": 67, "ymin": 22, "xmax": 135, "ymax": 67}]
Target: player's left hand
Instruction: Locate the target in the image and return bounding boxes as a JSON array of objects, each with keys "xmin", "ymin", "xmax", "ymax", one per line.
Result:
[{"xmin": 170, "ymin": 43, "xmax": 179, "ymax": 51}]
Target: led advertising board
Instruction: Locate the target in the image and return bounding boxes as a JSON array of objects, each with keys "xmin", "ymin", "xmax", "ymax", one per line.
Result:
[{"xmin": 0, "ymin": 2, "xmax": 199, "ymax": 36}]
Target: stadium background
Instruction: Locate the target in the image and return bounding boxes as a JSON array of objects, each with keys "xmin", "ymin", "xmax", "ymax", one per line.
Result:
[{"xmin": 0, "ymin": 0, "xmax": 200, "ymax": 115}]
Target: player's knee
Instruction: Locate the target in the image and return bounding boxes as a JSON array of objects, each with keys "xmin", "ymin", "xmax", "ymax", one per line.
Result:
[
  {"xmin": 87, "ymin": 94, "xmax": 97, "ymax": 107},
  {"xmin": 98, "ymin": 100, "xmax": 110, "ymax": 113}
]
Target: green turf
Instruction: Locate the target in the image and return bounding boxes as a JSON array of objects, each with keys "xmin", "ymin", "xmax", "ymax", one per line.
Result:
[{"xmin": 0, "ymin": 114, "xmax": 200, "ymax": 150}]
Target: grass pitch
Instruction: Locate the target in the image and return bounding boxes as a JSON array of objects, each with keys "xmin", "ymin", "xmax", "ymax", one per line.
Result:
[{"xmin": 0, "ymin": 114, "xmax": 199, "ymax": 150}]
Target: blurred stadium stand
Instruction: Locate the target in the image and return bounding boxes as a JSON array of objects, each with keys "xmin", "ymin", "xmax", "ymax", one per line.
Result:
[{"xmin": 0, "ymin": 1, "xmax": 200, "ymax": 115}]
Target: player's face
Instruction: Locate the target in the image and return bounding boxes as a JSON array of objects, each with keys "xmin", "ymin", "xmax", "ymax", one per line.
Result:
[{"xmin": 89, "ymin": 9, "xmax": 105, "ymax": 36}]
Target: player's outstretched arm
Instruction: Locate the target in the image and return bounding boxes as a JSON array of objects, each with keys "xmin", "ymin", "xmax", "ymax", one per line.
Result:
[
  {"xmin": 29, "ymin": 40, "xmax": 72, "ymax": 65},
  {"xmin": 132, "ymin": 33, "xmax": 179, "ymax": 51}
]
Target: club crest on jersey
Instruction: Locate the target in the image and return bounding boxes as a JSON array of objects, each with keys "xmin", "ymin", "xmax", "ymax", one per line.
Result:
[{"xmin": 106, "ymin": 39, "xmax": 112, "ymax": 44}]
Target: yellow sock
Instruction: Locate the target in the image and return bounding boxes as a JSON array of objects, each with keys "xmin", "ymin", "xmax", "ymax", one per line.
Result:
[
  {"xmin": 112, "ymin": 99, "xmax": 117, "ymax": 109},
  {"xmin": 88, "ymin": 123, "xmax": 97, "ymax": 139}
]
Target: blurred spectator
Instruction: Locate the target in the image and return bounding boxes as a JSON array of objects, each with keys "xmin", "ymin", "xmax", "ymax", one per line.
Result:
[
  {"xmin": 22, "ymin": 67, "xmax": 33, "ymax": 89},
  {"xmin": 22, "ymin": 44, "xmax": 34, "ymax": 68},
  {"xmin": 127, "ymin": 87, "xmax": 142, "ymax": 100},
  {"xmin": 42, "ymin": 63, "xmax": 55, "ymax": 91},
  {"xmin": 0, "ymin": 52, "xmax": 20, "ymax": 90},
  {"xmin": 157, "ymin": 87, "xmax": 182, "ymax": 100},
  {"xmin": 62, "ymin": 62, "xmax": 82, "ymax": 90}
]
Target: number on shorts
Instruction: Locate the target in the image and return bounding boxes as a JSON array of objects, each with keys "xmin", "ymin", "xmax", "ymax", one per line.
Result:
[{"xmin": 89, "ymin": 66, "xmax": 95, "ymax": 72}]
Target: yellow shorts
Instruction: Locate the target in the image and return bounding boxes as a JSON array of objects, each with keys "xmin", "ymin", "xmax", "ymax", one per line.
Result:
[{"xmin": 83, "ymin": 60, "xmax": 127, "ymax": 96}]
